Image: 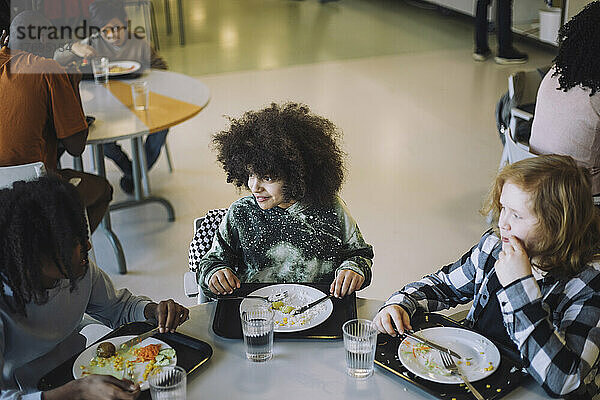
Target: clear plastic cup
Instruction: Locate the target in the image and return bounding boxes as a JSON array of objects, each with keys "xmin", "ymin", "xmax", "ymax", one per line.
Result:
[
  {"xmin": 131, "ymin": 81, "xmax": 150, "ymax": 111},
  {"xmin": 148, "ymin": 365, "xmax": 186, "ymax": 400},
  {"xmin": 240, "ymin": 301, "xmax": 274, "ymax": 362},
  {"xmin": 342, "ymin": 319, "xmax": 377, "ymax": 378},
  {"xmin": 91, "ymin": 57, "xmax": 109, "ymax": 84}
]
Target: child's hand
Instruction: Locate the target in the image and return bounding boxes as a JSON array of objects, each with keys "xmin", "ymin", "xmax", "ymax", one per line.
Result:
[
  {"xmin": 495, "ymin": 235, "xmax": 533, "ymax": 287},
  {"xmin": 373, "ymin": 305, "xmax": 412, "ymax": 336},
  {"xmin": 330, "ymin": 270, "xmax": 364, "ymax": 298},
  {"xmin": 208, "ymin": 268, "xmax": 240, "ymax": 295},
  {"xmin": 71, "ymin": 42, "xmax": 98, "ymax": 58}
]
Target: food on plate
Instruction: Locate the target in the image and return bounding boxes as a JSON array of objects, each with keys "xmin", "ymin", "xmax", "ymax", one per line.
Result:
[
  {"xmin": 271, "ymin": 301, "xmax": 295, "ymax": 314},
  {"xmin": 96, "ymin": 342, "xmax": 116, "ymax": 358},
  {"xmin": 109, "ymin": 65, "xmax": 135, "ymax": 74},
  {"xmin": 79, "ymin": 342, "xmax": 176, "ymax": 384}
]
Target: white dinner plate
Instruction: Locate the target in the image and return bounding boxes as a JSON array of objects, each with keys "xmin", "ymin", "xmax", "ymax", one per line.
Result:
[
  {"xmin": 398, "ymin": 327, "xmax": 501, "ymax": 384},
  {"xmin": 108, "ymin": 61, "xmax": 141, "ymax": 76},
  {"xmin": 241, "ymin": 284, "xmax": 334, "ymax": 333},
  {"xmin": 72, "ymin": 335, "xmax": 176, "ymax": 390}
]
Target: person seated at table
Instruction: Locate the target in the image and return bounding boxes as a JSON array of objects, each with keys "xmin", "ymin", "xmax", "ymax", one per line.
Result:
[
  {"xmin": 0, "ymin": 175, "xmax": 189, "ymax": 400},
  {"xmin": 374, "ymin": 155, "xmax": 600, "ymax": 398},
  {"xmin": 529, "ymin": 1, "xmax": 600, "ymax": 196},
  {"xmin": 195, "ymin": 102, "xmax": 374, "ymax": 299},
  {"xmin": 54, "ymin": 0, "xmax": 169, "ymax": 195},
  {"xmin": 0, "ymin": 11, "xmax": 112, "ymax": 233}
]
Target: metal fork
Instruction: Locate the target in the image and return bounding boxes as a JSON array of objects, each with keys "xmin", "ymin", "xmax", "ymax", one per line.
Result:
[
  {"xmin": 439, "ymin": 352, "xmax": 485, "ymax": 400},
  {"xmin": 217, "ymin": 290, "xmax": 288, "ymax": 302}
]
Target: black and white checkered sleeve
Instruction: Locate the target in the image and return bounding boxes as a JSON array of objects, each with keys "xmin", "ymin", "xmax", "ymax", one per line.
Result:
[
  {"xmin": 382, "ymin": 235, "xmax": 493, "ymax": 315},
  {"xmin": 498, "ymin": 275, "xmax": 600, "ymax": 398}
]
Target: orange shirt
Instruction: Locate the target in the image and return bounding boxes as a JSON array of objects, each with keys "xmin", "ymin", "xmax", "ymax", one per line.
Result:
[{"xmin": 0, "ymin": 48, "xmax": 87, "ymax": 170}]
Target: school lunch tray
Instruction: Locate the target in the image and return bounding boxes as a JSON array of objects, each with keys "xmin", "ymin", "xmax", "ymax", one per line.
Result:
[
  {"xmin": 212, "ymin": 282, "xmax": 357, "ymax": 340},
  {"xmin": 38, "ymin": 321, "xmax": 212, "ymax": 400},
  {"xmin": 374, "ymin": 312, "xmax": 528, "ymax": 400}
]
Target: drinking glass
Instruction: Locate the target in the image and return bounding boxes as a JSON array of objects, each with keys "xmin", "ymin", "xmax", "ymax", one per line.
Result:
[
  {"xmin": 240, "ymin": 301, "xmax": 274, "ymax": 362},
  {"xmin": 131, "ymin": 81, "xmax": 150, "ymax": 111},
  {"xmin": 342, "ymin": 319, "xmax": 377, "ymax": 378},
  {"xmin": 91, "ymin": 57, "xmax": 109, "ymax": 84},
  {"xmin": 148, "ymin": 365, "xmax": 186, "ymax": 400}
]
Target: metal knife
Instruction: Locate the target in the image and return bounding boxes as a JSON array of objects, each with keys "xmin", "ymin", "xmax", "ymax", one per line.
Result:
[
  {"xmin": 403, "ymin": 330, "xmax": 463, "ymax": 360},
  {"xmin": 118, "ymin": 327, "xmax": 159, "ymax": 354},
  {"xmin": 291, "ymin": 294, "xmax": 333, "ymax": 315}
]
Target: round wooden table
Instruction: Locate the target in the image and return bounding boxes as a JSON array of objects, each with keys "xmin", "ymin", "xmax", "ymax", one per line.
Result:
[{"xmin": 79, "ymin": 70, "xmax": 210, "ymax": 273}]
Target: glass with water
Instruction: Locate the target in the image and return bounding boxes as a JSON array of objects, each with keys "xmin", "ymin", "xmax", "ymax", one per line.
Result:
[
  {"xmin": 91, "ymin": 57, "xmax": 109, "ymax": 84},
  {"xmin": 131, "ymin": 81, "xmax": 149, "ymax": 111},
  {"xmin": 343, "ymin": 319, "xmax": 377, "ymax": 378},
  {"xmin": 148, "ymin": 365, "xmax": 186, "ymax": 400},
  {"xmin": 240, "ymin": 301, "xmax": 274, "ymax": 362}
]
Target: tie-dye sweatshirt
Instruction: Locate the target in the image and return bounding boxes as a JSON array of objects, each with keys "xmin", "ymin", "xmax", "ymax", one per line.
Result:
[{"xmin": 197, "ymin": 196, "xmax": 373, "ymax": 295}]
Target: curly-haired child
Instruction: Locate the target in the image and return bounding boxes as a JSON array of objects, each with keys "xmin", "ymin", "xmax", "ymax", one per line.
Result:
[
  {"xmin": 374, "ymin": 155, "xmax": 600, "ymax": 398},
  {"xmin": 196, "ymin": 102, "xmax": 374, "ymax": 299}
]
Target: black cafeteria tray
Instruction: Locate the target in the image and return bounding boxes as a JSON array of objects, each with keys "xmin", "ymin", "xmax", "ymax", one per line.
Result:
[
  {"xmin": 38, "ymin": 321, "xmax": 212, "ymax": 400},
  {"xmin": 212, "ymin": 282, "xmax": 356, "ymax": 340},
  {"xmin": 375, "ymin": 312, "xmax": 527, "ymax": 400}
]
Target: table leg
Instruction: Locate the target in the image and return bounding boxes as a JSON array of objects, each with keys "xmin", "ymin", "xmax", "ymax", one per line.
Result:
[
  {"xmin": 92, "ymin": 144, "xmax": 128, "ymax": 275},
  {"xmin": 177, "ymin": 0, "xmax": 185, "ymax": 45},
  {"xmin": 109, "ymin": 136, "xmax": 175, "ymax": 222},
  {"xmin": 73, "ymin": 155, "xmax": 84, "ymax": 172},
  {"xmin": 164, "ymin": 0, "xmax": 172, "ymax": 35}
]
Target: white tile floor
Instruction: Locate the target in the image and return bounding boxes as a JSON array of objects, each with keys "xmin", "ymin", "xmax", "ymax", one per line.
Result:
[{"xmin": 83, "ymin": 1, "xmax": 556, "ymax": 309}]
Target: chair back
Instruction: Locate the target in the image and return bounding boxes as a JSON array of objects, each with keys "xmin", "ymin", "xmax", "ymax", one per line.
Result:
[
  {"xmin": 188, "ymin": 208, "xmax": 228, "ymax": 273},
  {"xmin": 0, "ymin": 162, "xmax": 46, "ymax": 189},
  {"xmin": 124, "ymin": 0, "xmax": 160, "ymax": 50},
  {"xmin": 500, "ymin": 127, "xmax": 536, "ymax": 169},
  {"xmin": 508, "ymin": 70, "xmax": 543, "ymax": 108}
]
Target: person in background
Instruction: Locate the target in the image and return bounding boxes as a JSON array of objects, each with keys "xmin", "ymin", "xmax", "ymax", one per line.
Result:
[
  {"xmin": 374, "ymin": 155, "xmax": 600, "ymax": 398},
  {"xmin": 529, "ymin": 1, "xmax": 600, "ymax": 196},
  {"xmin": 473, "ymin": 0, "xmax": 527, "ymax": 64},
  {"xmin": 54, "ymin": 0, "xmax": 169, "ymax": 194},
  {"xmin": 194, "ymin": 102, "xmax": 374, "ymax": 299},
  {"xmin": 0, "ymin": 176, "xmax": 189, "ymax": 400},
  {"xmin": 0, "ymin": 11, "xmax": 111, "ymax": 232}
]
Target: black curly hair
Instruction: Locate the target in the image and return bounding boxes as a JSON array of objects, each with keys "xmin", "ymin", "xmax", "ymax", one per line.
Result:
[
  {"xmin": 553, "ymin": 1, "xmax": 600, "ymax": 95},
  {"xmin": 212, "ymin": 102, "xmax": 346, "ymax": 207},
  {"xmin": 0, "ymin": 175, "xmax": 89, "ymax": 316}
]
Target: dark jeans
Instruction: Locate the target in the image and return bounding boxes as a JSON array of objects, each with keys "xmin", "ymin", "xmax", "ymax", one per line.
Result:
[
  {"xmin": 103, "ymin": 129, "xmax": 168, "ymax": 177},
  {"xmin": 475, "ymin": 0, "xmax": 513, "ymax": 52}
]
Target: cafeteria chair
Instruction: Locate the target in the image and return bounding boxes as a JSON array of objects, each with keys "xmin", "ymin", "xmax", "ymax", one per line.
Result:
[
  {"xmin": 185, "ymin": 208, "xmax": 228, "ymax": 304},
  {"xmin": 507, "ymin": 69, "xmax": 544, "ymax": 136}
]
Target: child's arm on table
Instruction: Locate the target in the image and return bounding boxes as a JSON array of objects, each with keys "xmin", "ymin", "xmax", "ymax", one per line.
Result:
[
  {"xmin": 374, "ymin": 233, "xmax": 497, "ymax": 335},
  {"xmin": 331, "ymin": 198, "xmax": 374, "ymax": 297},
  {"xmin": 197, "ymin": 209, "xmax": 243, "ymax": 295}
]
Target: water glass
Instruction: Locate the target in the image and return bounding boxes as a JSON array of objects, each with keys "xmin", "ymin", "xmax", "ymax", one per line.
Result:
[
  {"xmin": 91, "ymin": 57, "xmax": 109, "ymax": 84},
  {"xmin": 148, "ymin": 365, "xmax": 186, "ymax": 400},
  {"xmin": 240, "ymin": 301, "xmax": 274, "ymax": 362},
  {"xmin": 131, "ymin": 81, "xmax": 150, "ymax": 111},
  {"xmin": 343, "ymin": 319, "xmax": 377, "ymax": 379}
]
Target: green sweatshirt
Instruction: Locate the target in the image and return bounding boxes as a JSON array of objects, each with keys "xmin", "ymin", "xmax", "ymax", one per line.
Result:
[{"xmin": 197, "ymin": 196, "xmax": 374, "ymax": 295}]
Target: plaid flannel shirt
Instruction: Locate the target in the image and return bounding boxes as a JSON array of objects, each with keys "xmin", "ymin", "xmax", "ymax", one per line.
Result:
[{"xmin": 384, "ymin": 230, "xmax": 600, "ymax": 399}]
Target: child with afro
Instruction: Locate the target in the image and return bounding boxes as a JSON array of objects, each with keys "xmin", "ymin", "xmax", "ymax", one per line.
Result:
[{"xmin": 196, "ymin": 103, "xmax": 374, "ymax": 298}]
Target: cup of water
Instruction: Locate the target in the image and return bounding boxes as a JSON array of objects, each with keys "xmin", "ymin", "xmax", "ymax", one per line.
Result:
[
  {"xmin": 343, "ymin": 319, "xmax": 377, "ymax": 378},
  {"xmin": 131, "ymin": 81, "xmax": 150, "ymax": 111},
  {"xmin": 240, "ymin": 301, "xmax": 274, "ymax": 362},
  {"xmin": 148, "ymin": 365, "xmax": 186, "ymax": 400},
  {"xmin": 91, "ymin": 57, "xmax": 109, "ymax": 85}
]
